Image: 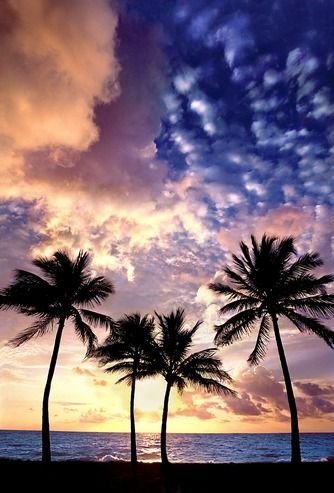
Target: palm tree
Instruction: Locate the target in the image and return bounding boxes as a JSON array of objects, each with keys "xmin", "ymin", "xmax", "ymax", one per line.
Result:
[
  {"xmin": 0, "ymin": 250, "xmax": 114, "ymax": 462},
  {"xmin": 154, "ymin": 308, "xmax": 235, "ymax": 464},
  {"xmin": 209, "ymin": 234, "xmax": 334, "ymax": 463},
  {"xmin": 91, "ymin": 313, "xmax": 156, "ymax": 464}
]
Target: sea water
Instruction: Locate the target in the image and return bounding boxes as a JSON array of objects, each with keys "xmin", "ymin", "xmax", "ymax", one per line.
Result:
[{"xmin": 0, "ymin": 430, "xmax": 333, "ymax": 462}]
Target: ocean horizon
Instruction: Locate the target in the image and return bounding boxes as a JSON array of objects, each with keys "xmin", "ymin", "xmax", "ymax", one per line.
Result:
[{"xmin": 1, "ymin": 430, "xmax": 333, "ymax": 463}]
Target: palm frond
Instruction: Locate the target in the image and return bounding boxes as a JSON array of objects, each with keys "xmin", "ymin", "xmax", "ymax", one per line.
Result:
[
  {"xmin": 184, "ymin": 372, "xmax": 236, "ymax": 396},
  {"xmin": 208, "ymin": 283, "xmax": 251, "ymax": 300},
  {"xmin": 75, "ymin": 277, "xmax": 114, "ymax": 307},
  {"xmin": 104, "ymin": 361, "xmax": 134, "ymax": 385},
  {"xmin": 282, "ymin": 294, "xmax": 334, "ymax": 318},
  {"xmin": 220, "ymin": 297, "xmax": 260, "ymax": 314},
  {"xmin": 215, "ymin": 309, "xmax": 259, "ymax": 346},
  {"xmin": 279, "ymin": 274, "xmax": 333, "ymax": 299},
  {"xmin": 73, "ymin": 250, "xmax": 90, "ymax": 276},
  {"xmin": 72, "ymin": 309, "xmax": 97, "ymax": 356},
  {"xmin": 104, "ymin": 361, "xmax": 133, "ymax": 373},
  {"xmin": 1, "ymin": 270, "xmax": 54, "ymax": 312},
  {"xmin": 179, "ymin": 349, "xmax": 231, "ymax": 379},
  {"xmin": 32, "ymin": 256, "xmax": 58, "ymax": 283},
  {"xmin": 247, "ymin": 315, "xmax": 271, "ymax": 366},
  {"xmin": 239, "ymin": 240, "xmax": 254, "ymax": 270},
  {"xmin": 224, "ymin": 266, "xmax": 257, "ymax": 295},
  {"xmin": 284, "ymin": 253, "xmax": 323, "ymax": 278},
  {"xmin": 171, "ymin": 375, "xmax": 185, "ymax": 393},
  {"xmin": 91, "ymin": 341, "xmax": 132, "ymax": 365},
  {"xmin": 155, "ymin": 308, "xmax": 198, "ymax": 364},
  {"xmin": 8, "ymin": 316, "xmax": 54, "ymax": 347},
  {"xmin": 80, "ymin": 308, "xmax": 115, "ymax": 330},
  {"xmin": 231, "ymin": 254, "xmax": 251, "ymax": 279},
  {"xmin": 283, "ymin": 309, "xmax": 334, "ymax": 348},
  {"xmin": 115, "ymin": 373, "xmax": 134, "ymax": 385},
  {"xmin": 275, "ymin": 236, "xmax": 296, "ymax": 267}
]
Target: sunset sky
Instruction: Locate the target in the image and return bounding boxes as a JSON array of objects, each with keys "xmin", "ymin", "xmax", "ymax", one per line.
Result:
[{"xmin": 0, "ymin": 0, "xmax": 334, "ymax": 434}]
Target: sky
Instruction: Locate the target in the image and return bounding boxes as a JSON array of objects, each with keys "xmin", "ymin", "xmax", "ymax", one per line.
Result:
[{"xmin": 0, "ymin": 0, "xmax": 333, "ymax": 434}]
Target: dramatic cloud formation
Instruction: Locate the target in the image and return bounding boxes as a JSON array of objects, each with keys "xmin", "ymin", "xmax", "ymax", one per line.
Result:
[
  {"xmin": 226, "ymin": 367, "xmax": 334, "ymax": 423},
  {"xmin": 1, "ymin": 0, "xmax": 334, "ymax": 432}
]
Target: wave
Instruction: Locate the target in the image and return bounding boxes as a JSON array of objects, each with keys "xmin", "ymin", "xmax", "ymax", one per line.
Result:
[
  {"xmin": 99, "ymin": 454, "xmax": 126, "ymax": 462},
  {"xmin": 138, "ymin": 450, "xmax": 160, "ymax": 462}
]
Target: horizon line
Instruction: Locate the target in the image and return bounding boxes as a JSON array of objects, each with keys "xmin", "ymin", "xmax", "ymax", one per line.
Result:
[{"xmin": 1, "ymin": 429, "xmax": 333, "ymax": 435}]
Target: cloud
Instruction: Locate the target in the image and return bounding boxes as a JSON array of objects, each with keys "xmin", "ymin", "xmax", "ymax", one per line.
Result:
[
  {"xmin": 72, "ymin": 367, "xmax": 108, "ymax": 387},
  {"xmin": 237, "ymin": 367, "xmax": 289, "ymax": 411},
  {"xmin": 295, "ymin": 382, "xmax": 334, "ymax": 397},
  {"xmin": 93, "ymin": 379, "xmax": 108, "ymax": 387},
  {"xmin": 135, "ymin": 409, "xmax": 161, "ymax": 422},
  {"xmin": 229, "ymin": 367, "xmax": 334, "ymax": 421},
  {"xmin": 224, "ymin": 391, "xmax": 267, "ymax": 416},
  {"xmin": 0, "ymin": 2, "xmax": 175, "ymax": 285},
  {"xmin": 80, "ymin": 408, "xmax": 109, "ymax": 423},
  {"xmin": 0, "ymin": 0, "xmax": 120, "ymax": 152},
  {"xmin": 254, "ymin": 206, "xmax": 310, "ymax": 238},
  {"xmin": 170, "ymin": 391, "xmax": 217, "ymax": 421},
  {"xmin": 308, "ymin": 398, "xmax": 334, "ymax": 414},
  {"xmin": 72, "ymin": 367, "xmax": 95, "ymax": 377},
  {"xmin": 0, "ymin": 368, "xmax": 22, "ymax": 382}
]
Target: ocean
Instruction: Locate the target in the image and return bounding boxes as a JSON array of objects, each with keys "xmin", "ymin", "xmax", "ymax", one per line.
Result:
[{"xmin": 1, "ymin": 430, "xmax": 333, "ymax": 462}]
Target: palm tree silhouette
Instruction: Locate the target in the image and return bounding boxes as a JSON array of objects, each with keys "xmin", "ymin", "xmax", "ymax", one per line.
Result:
[
  {"xmin": 209, "ymin": 234, "xmax": 334, "ymax": 463},
  {"xmin": 92, "ymin": 313, "xmax": 156, "ymax": 464},
  {"xmin": 1, "ymin": 250, "xmax": 114, "ymax": 462},
  {"xmin": 154, "ymin": 308, "xmax": 235, "ymax": 464}
]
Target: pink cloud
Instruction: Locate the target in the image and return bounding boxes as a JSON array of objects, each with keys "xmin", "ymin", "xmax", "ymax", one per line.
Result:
[
  {"xmin": 232, "ymin": 367, "xmax": 334, "ymax": 421},
  {"xmin": 255, "ymin": 206, "xmax": 310, "ymax": 238},
  {"xmin": 237, "ymin": 367, "xmax": 288, "ymax": 411},
  {"xmin": 0, "ymin": 0, "xmax": 120, "ymax": 152},
  {"xmin": 295, "ymin": 381, "xmax": 334, "ymax": 397},
  {"xmin": 224, "ymin": 391, "xmax": 268, "ymax": 416},
  {"xmin": 168, "ymin": 391, "xmax": 221, "ymax": 421}
]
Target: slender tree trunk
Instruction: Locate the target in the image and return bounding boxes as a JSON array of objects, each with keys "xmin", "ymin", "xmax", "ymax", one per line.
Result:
[
  {"xmin": 161, "ymin": 381, "xmax": 172, "ymax": 464},
  {"xmin": 271, "ymin": 313, "xmax": 301, "ymax": 463},
  {"xmin": 42, "ymin": 316, "xmax": 65, "ymax": 462},
  {"xmin": 130, "ymin": 370, "xmax": 137, "ymax": 464}
]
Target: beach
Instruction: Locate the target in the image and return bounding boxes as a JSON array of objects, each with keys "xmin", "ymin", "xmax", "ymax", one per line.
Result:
[{"xmin": 0, "ymin": 460, "xmax": 332, "ymax": 492}]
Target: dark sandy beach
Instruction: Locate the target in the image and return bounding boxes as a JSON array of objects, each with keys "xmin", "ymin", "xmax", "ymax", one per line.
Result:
[{"xmin": 0, "ymin": 460, "xmax": 332, "ymax": 492}]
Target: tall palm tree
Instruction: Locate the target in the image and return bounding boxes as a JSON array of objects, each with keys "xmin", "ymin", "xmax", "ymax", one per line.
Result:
[
  {"xmin": 209, "ymin": 234, "xmax": 334, "ymax": 463},
  {"xmin": 91, "ymin": 313, "xmax": 156, "ymax": 464},
  {"xmin": 0, "ymin": 250, "xmax": 114, "ymax": 462},
  {"xmin": 154, "ymin": 308, "xmax": 235, "ymax": 464}
]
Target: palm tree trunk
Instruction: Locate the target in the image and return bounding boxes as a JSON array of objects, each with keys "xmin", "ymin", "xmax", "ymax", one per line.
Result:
[
  {"xmin": 42, "ymin": 316, "xmax": 65, "ymax": 462},
  {"xmin": 161, "ymin": 381, "xmax": 172, "ymax": 464},
  {"xmin": 130, "ymin": 371, "xmax": 137, "ymax": 464},
  {"xmin": 271, "ymin": 313, "xmax": 301, "ymax": 463}
]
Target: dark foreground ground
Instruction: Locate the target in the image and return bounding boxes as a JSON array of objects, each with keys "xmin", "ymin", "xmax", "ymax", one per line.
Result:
[{"xmin": 0, "ymin": 460, "xmax": 333, "ymax": 492}]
